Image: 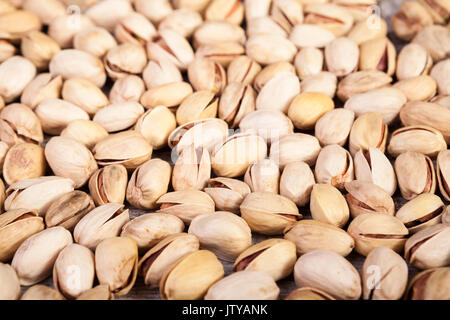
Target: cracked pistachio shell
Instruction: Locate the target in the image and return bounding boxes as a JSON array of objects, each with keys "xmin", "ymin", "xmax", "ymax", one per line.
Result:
[
  {"xmin": 173, "ymin": 145, "xmax": 210, "ymax": 192},
  {"xmin": 431, "ymin": 59, "xmax": 450, "ymax": 96},
  {"xmin": 160, "ymin": 250, "xmax": 224, "ymax": 300},
  {"xmin": 135, "ymin": 106, "xmax": 176, "ymax": 150},
  {"xmin": 227, "ymin": 56, "xmax": 261, "ymax": 85},
  {"xmin": 359, "ymin": 37, "xmax": 396, "ymax": 76},
  {"xmin": 115, "ymin": 12, "xmax": 157, "ymax": 45},
  {"xmin": 205, "ymin": 270, "xmax": 279, "ymax": 300},
  {"xmin": 12, "ymin": 227, "xmax": 73, "ymax": 286},
  {"xmin": 347, "ymin": 213, "xmax": 409, "ymax": 256},
  {"xmin": 301, "ymin": 71, "xmax": 338, "ymax": 98},
  {"xmin": 294, "ymin": 47, "xmax": 323, "ymax": 80},
  {"xmin": 134, "ymin": 0, "xmax": 173, "ymax": 24},
  {"xmin": 254, "ymin": 61, "xmax": 296, "ymax": 92},
  {"xmin": 195, "ymin": 41, "xmax": 245, "ymax": 68},
  {"xmin": 74, "ymin": 203, "xmax": 130, "ymax": 250},
  {"xmin": 73, "ymin": 26, "xmax": 117, "ymax": 58},
  {"xmin": 233, "ymin": 238, "xmax": 296, "ymax": 281},
  {"xmin": 349, "ymin": 112, "xmax": 388, "ymax": 156},
  {"xmin": 147, "ymin": 29, "xmax": 194, "ymax": 71},
  {"xmin": 396, "ymin": 43, "xmax": 433, "ymax": 80},
  {"xmin": 219, "ymin": 82, "xmax": 255, "ymax": 128},
  {"xmin": 391, "ymin": 1, "xmax": 433, "ymax": 42},
  {"xmin": 362, "ymin": 247, "xmax": 408, "ymax": 300},
  {"xmin": 173, "ymin": 0, "xmax": 210, "ymax": 12},
  {"xmin": 0, "ymin": 103, "xmax": 43, "ymax": 146},
  {"xmin": 127, "ymin": 159, "xmax": 171, "ymax": 210},
  {"xmin": 93, "ymin": 102, "xmax": 145, "ymax": 133},
  {"xmin": 337, "ymin": 71, "xmax": 393, "ymax": 102},
  {"xmin": 104, "ymin": 43, "xmax": 147, "ymax": 80},
  {"xmin": 289, "ymin": 24, "xmax": 336, "ymax": 49},
  {"xmin": 257, "ymin": 72, "xmax": 301, "ymax": 114},
  {"xmin": 247, "ymin": 16, "xmax": 288, "ymax": 39},
  {"xmin": 240, "ymin": 192, "xmax": 302, "ymax": 235},
  {"xmin": 285, "ymin": 287, "xmax": 336, "ymax": 300},
  {"xmin": 314, "ymin": 144, "xmax": 354, "ymax": 189},
  {"xmin": 193, "ymin": 21, "xmax": 245, "ymax": 49},
  {"xmin": 396, "ymin": 193, "xmax": 445, "ymax": 234},
  {"xmin": 53, "ymin": 244, "xmax": 95, "ymax": 299},
  {"xmin": 121, "ymin": 213, "xmax": 185, "ymax": 251},
  {"xmin": 5, "ymin": 176, "xmax": 75, "ymax": 215},
  {"xmin": 344, "ymin": 181, "xmax": 395, "ymax": 218},
  {"xmin": 325, "ymin": 37, "xmax": 359, "ymax": 77},
  {"xmin": 21, "ymin": 285, "xmax": 64, "ymax": 300},
  {"xmin": 61, "ymin": 120, "xmax": 108, "ymax": 149},
  {"xmin": 395, "ymin": 152, "xmax": 436, "ymax": 200},
  {"xmin": 304, "ymin": 3, "xmax": 354, "ymax": 37},
  {"xmin": 45, "ymin": 136, "xmax": 97, "ymax": 188},
  {"xmin": 188, "ymin": 211, "xmax": 252, "ymax": 261},
  {"xmin": 62, "ymin": 78, "xmax": 109, "ymax": 115},
  {"xmin": 168, "ymin": 118, "xmax": 229, "ymax": 153},
  {"xmin": 289, "ymin": 92, "xmax": 335, "ymax": 131},
  {"xmin": 45, "ymin": 191, "xmax": 94, "ymax": 231},
  {"xmin": 0, "ymin": 56, "xmax": 36, "ymax": 103},
  {"xmin": 393, "ymin": 75, "xmax": 437, "ymax": 102},
  {"xmin": 310, "ymin": 184, "xmax": 350, "ymax": 227},
  {"xmin": 21, "ymin": 31, "xmax": 61, "ymax": 70},
  {"xmin": 140, "ymin": 81, "xmax": 193, "ymax": 110},
  {"xmin": 109, "ymin": 75, "xmax": 145, "ymax": 104},
  {"xmin": 211, "ymin": 133, "xmax": 267, "ymax": 178},
  {"xmin": 285, "ymin": 220, "xmax": 354, "ymax": 257},
  {"xmin": 437, "ymin": 150, "xmax": 450, "ymax": 201},
  {"xmin": 187, "ymin": 57, "xmax": 227, "ymax": 95},
  {"xmin": 0, "ymin": 10, "xmax": 42, "ymax": 41},
  {"xmin": 354, "ymin": 148, "xmax": 397, "ymax": 196},
  {"xmin": 244, "ymin": 159, "xmax": 280, "ymax": 194},
  {"xmin": 95, "ymin": 237, "xmax": 138, "ymax": 296},
  {"xmin": 405, "ymin": 224, "xmax": 450, "ymax": 270},
  {"xmin": 93, "ymin": 130, "xmax": 153, "ymax": 169},
  {"xmin": 35, "ymin": 99, "xmax": 90, "ymax": 135},
  {"xmin": 418, "ymin": 0, "xmax": 450, "ymax": 25},
  {"xmin": 388, "ymin": 125, "xmax": 447, "ymax": 158},
  {"xmin": 89, "ymin": 165, "xmax": 128, "ymax": 206},
  {"xmin": 280, "ymin": 161, "xmax": 315, "ymax": 206},
  {"xmin": 412, "ymin": 25, "xmax": 450, "ymax": 62},
  {"xmin": 406, "ymin": 267, "xmax": 450, "ymax": 300},
  {"xmin": 246, "ymin": 34, "xmax": 297, "ymax": 65},
  {"xmin": 270, "ymin": 0, "xmax": 304, "ymax": 33},
  {"xmin": 77, "ymin": 284, "xmax": 114, "ymax": 300},
  {"xmin": 85, "ymin": 0, "xmax": 133, "ymax": 32},
  {"xmin": 0, "ymin": 263, "xmax": 20, "ymax": 300},
  {"xmin": 157, "ymin": 190, "xmax": 215, "ymax": 224},
  {"xmin": 204, "ymin": 178, "xmax": 250, "ymax": 214},
  {"xmin": 315, "ymin": 109, "xmax": 355, "ymax": 147},
  {"xmin": 159, "ymin": 9, "xmax": 203, "ymax": 38},
  {"xmin": 347, "ymin": 15, "xmax": 388, "ymax": 45},
  {"xmin": 138, "ymin": 233, "xmax": 200, "ymax": 288},
  {"xmin": 176, "ymin": 91, "xmax": 218, "ymax": 126},
  {"xmin": 0, "ymin": 209, "xmax": 44, "ymax": 262},
  {"xmin": 3, "ymin": 143, "xmax": 46, "ymax": 185},
  {"xmin": 21, "ymin": 73, "xmax": 62, "ymax": 110},
  {"xmin": 294, "ymin": 250, "xmax": 361, "ymax": 300},
  {"xmin": 270, "ymin": 133, "xmax": 321, "ymax": 169},
  {"xmin": 143, "ymin": 59, "xmax": 182, "ymax": 90},
  {"xmin": 49, "ymin": 49, "xmax": 106, "ymax": 88},
  {"xmin": 205, "ymin": 0, "xmax": 244, "ymax": 25}
]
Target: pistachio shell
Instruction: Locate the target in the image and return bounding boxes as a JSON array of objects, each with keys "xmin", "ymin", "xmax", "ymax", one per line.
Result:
[
  {"xmin": 3, "ymin": 143, "xmax": 46, "ymax": 185},
  {"xmin": 0, "ymin": 263, "xmax": 20, "ymax": 300},
  {"xmin": 172, "ymin": 145, "xmax": 211, "ymax": 192},
  {"xmin": 204, "ymin": 178, "xmax": 251, "ymax": 214},
  {"xmin": 244, "ymin": 159, "xmax": 280, "ymax": 194},
  {"xmin": 310, "ymin": 184, "xmax": 350, "ymax": 228},
  {"xmin": 406, "ymin": 267, "xmax": 450, "ymax": 300},
  {"xmin": 315, "ymin": 109, "xmax": 355, "ymax": 146},
  {"xmin": 61, "ymin": 120, "xmax": 109, "ymax": 150},
  {"xmin": 21, "ymin": 285, "xmax": 65, "ymax": 300},
  {"xmin": 270, "ymin": 133, "xmax": 321, "ymax": 169},
  {"xmin": 89, "ymin": 165, "xmax": 128, "ymax": 206},
  {"xmin": 285, "ymin": 287, "xmax": 335, "ymax": 300},
  {"xmin": 280, "ymin": 161, "xmax": 315, "ymax": 207},
  {"xmin": 437, "ymin": 150, "xmax": 450, "ymax": 201}
]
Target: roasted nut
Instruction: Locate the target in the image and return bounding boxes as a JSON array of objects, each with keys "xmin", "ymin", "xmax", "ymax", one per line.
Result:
[
  {"xmin": 289, "ymin": 24, "xmax": 336, "ymax": 48},
  {"xmin": 310, "ymin": 184, "xmax": 350, "ymax": 227},
  {"xmin": 359, "ymin": 37, "xmax": 396, "ymax": 76},
  {"xmin": 172, "ymin": 145, "xmax": 211, "ymax": 192},
  {"xmin": 347, "ymin": 15, "xmax": 387, "ymax": 45},
  {"xmin": 246, "ymin": 34, "xmax": 297, "ymax": 65},
  {"xmin": 2, "ymin": 143, "xmax": 45, "ymax": 185},
  {"xmin": 418, "ymin": 0, "xmax": 450, "ymax": 25},
  {"xmin": 195, "ymin": 41, "xmax": 245, "ymax": 67},
  {"xmin": 62, "ymin": 78, "xmax": 109, "ymax": 115},
  {"xmin": 244, "ymin": 159, "xmax": 280, "ymax": 194},
  {"xmin": 159, "ymin": 9, "xmax": 202, "ymax": 38},
  {"xmin": 280, "ymin": 161, "xmax": 315, "ymax": 207},
  {"xmin": 134, "ymin": 0, "xmax": 173, "ymax": 24},
  {"xmin": 304, "ymin": 3, "xmax": 354, "ymax": 36},
  {"xmin": 77, "ymin": 285, "xmax": 114, "ymax": 301},
  {"xmin": 413, "ymin": 25, "xmax": 450, "ymax": 62},
  {"xmin": 270, "ymin": 133, "xmax": 321, "ymax": 169},
  {"xmin": 0, "ymin": 10, "xmax": 42, "ymax": 41},
  {"xmin": 337, "ymin": 71, "xmax": 393, "ymax": 102},
  {"xmin": 396, "ymin": 43, "xmax": 433, "ymax": 80},
  {"xmin": 73, "ymin": 26, "xmax": 118, "ymax": 58},
  {"xmin": 406, "ymin": 267, "xmax": 450, "ymax": 300},
  {"xmin": 254, "ymin": 62, "xmax": 296, "ymax": 92},
  {"xmin": 104, "ymin": 43, "xmax": 147, "ymax": 79},
  {"xmin": 89, "ymin": 165, "xmax": 128, "ymax": 206},
  {"xmin": 391, "ymin": 1, "xmax": 433, "ymax": 41},
  {"xmin": 314, "ymin": 144, "xmax": 354, "ymax": 189},
  {"xmin": 115, "ymin": 12, "xmax": 157, "ymax": 45},
  {"xmin": 219, "ymin": 82, "xmax": 255, "ymax": 128},
  {"xmin": 21, "ymin": 285, "xmax": 64, "ymax": 300},
  {"xmin": 431, "ymin": 58, "xmax": 450, "ymax": 96},
  {"xmin": 0, "ymin": 56, "xmax": 36, "ymax": 103},
  {"xmin": 227, "ymin": 56, "xmax": 261, "ymax": 85},
  {"xmin": 21, "ymin": 31, "xmax": 61, "ymax": 70},
  {"xmin": 140, "ymin": 82, "xmax": 193, "ymax": 110},
  {"xmin": 315, "ymin": 109, "xmax": 355, "ymax": 146},
  {"xmin": 48, "ymin": 13, "xmax": 95, "ymax": 48},
  {"xmin": 176, "ymin": 91, "xmax": 218, "ymax": 126},
  {"xmin": 345, "ymin": 181, "xmax": 395, "ymax": 218},
  {"xmin": 135, "ymin": 106, "xmax": 177, "ymax": 150},
  {"xmin": 285, "ymin": 287, "xmax": 335, "ymax": 300},
  {"xmin": 143, "ymin": 59, "xmax": 181, "ymax": 90},
  {"xmin": 302, "ymin": 72, "xmax": 338, "ymax": 98},
  {"xmin": 204, "ymin": 178, "xmax": 250, "ymax": 214},
  {"xmin": 349, "ymin": 112, "xmax": 388, "ymax": 156},
  {"xmin": 187, "ymin": 57, "xmax": 227, "ymax": 95},
  {"xmin": 0, "ymin": 263, "xmax": 20, "ymax": 300},
  {"xmin": 393, "ymin": 75, "xmax": 437, "ymax": 102},
  {"xmin": 288, "ymin": 92, "xmax": 335, "ymax": 130},
  {"xmin": 21, "ymin": 73, "xmax": 62, "ymax": 110},
  {"xmin": 294, "ymin": 47, "xmax": 323, "ymax": 80},
  {"xmin": 93, "ymin": 102, "xmax": 145, "ymax": 133},
  {"xmin": 325, "ymin": 37, "xmax": 359, "ymax": 77},
  {"xmin": 61, "ymin": 120, "xmax": 109, "ymax": 149},
  {"xmin": 110, "ymin": 75, "xmax": 145, "ymax": 104}
]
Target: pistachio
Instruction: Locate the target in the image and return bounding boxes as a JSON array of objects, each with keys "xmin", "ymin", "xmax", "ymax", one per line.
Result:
[
  {"xmin": 432, "ymin": 95, "xmax": 450, "ymax": 109},
  {"xmin": 77, "ymin": 285, "xmax": 114, "ymax": 301},
  {"xmin": 140, "ymin": 82, "xmax": 193, "ymax": 110},
  {"xmin": 21, "ymin": 31, "xmax": 61, "ymax": 70},
  {"xmin": 310, "ymin": 183, "xmax": 350, "ymax": 227},
  {"xmin": 193, "ymin": 21, "xmax": 245, "ymax": 49},
  {"xmin": 187, "ymin": 57, "xmax": 227, "ymax": 95},
  {"xmin": 315, "ymin": 109, "xmax": 355, "ymax": 147},
  {"xmin": 333, "ymin": 0, "xmax": 376, "ymax": 22},
  {"xmin": 121, "ymin": 213, "xmax": 185, "ymax": 251},
  {"xmin": 104, "ymin": 43, "xmax": 147, "ymax": 80},
  {"xmin": 172, "ymin": 145, "xmax": 210, "ymax": 192},
  {"xmin": 431, "ymin": 58, "xmax": 450, "ymax": 96},
  {"xmin": 93, "ymin": 102, "xmax": 144, "ymax": 133},
  {"xmin": 437, "ymin": 150, "xmax": 450, "ymax": 201},
  {"xmin": 127, "ymin": 159, "xmax": 172, "ymax": 210},
  {"xmin": 159, "ymin": 9, "xmax": 203, "ymax": 38},
  {"xmin": 0, "ymin": 40, "xmax": 15, "ymax": 63},
  {"xmin": 396, "ymin": 43, "xmax": 433, "ymax": 80},
  {"xmin": 270, "ymin": 133, "xmax": 321, "ymax": 169},
  {"xmin": 246, "ymin": 35, "xmax": 297, "ymax": 65},
  {"xmin": 280, "ymin": 161, "xmax": 315, "ymax": 207},
  {"xmin": 204, "ymin": 178, "xmax": 250, "ymax": 214},
  {"xmin": 325, "ymin": 37, "xmax": 359, "ymax": 77},
  {"xmin": 285, "ymin": 287, "xmax": 336, "ymax": 300},
  {"xmin": 314, "ymin": 145, "xmax": 354, "ymax": 189},
  {"xmin": 0, "ymin": 10, "xmax": 42, "ymax": 41},
  {"xmin": 256, "ymin": 73, "xmax": 300, "ymax": 114},
  {"xmin": 0, "ymin": 209, "xmax": 44, "ymax": 262},
  {"xmin": 227, "ymin": 56, "xmax": 261, "ymax": 85},
  {"xmin": 11, "ymin": 227, "xmax": 73, "ymax": 286},
  {"xmin": 270, "ymin": 0, "xmax": 304, "ymax": 33},
  {"xmin": 393, "ymin": 75, "xmax": 437, "ymax": 102},
  {"xmin": 391, "ymin": 1, "xmax": 433, "ymax": 42},
  {"xmin": 138, "ymin": 233, "xmax": 199, "ymax": 288},
  {"xmin": 110, "ymin": 75, "xmax": 146, "ymax": 104},
  {"xmin": 219, "ymin": 82, "xmax": 255, "ymax": 128},
  {"xmin": 89, "ymin": 165, "xmax": 128, "ymax": 206},
  {"xmin": 362, "ymin": 247, "xmax": 408, "ymax": 300},
  {"xmin": 74, "ymin": 203, "xmax": 130, "ymax": 250},
  {"xmin": 337, "ymin": 71, "xmax": 393, "ymax": 102},
  {"xmin": 240, "ymin": 192, "xmax": 302, "ymax": 235},
  {"xmin": 301, "ymin": 72, "xmax": 338, "ymax": 98},
  {"xmin": 135, "ymin": 0, "xmax": 173, "ymax": 24},
  {"xmin": 443, "ymin": 206, "xmax": 450, "ymax": 224},
  {"xmin": 359, "ymin": 37, "xmax": 396, "ymax": 76},
  {"xmin": 254, "ymin": 62, "xmax": 296, "ymax": 92},
  {"xmin": 294, "ymin": 47, "xmax": 323, "ymax": 80},
  {"xmin": 95, "ymin": 237, "xmax": 138, "ymax": 296},
  {"xmin": 45, "ymin": 191, "xmax": 94, "ymax": 231},
  {"xmin": 176, "ymin": 91, "xmax": 218, "ymax": 126},
  {"xmin": 347, "ymin": 15, "xmax": 388, "ymax": 45},
  {"xmin": 0, "ymin": 143, "xmax": 7, "ymax": 174},
  {"xmin": 289, "ymin": 92, "xmax": 335, "ymax": 130},
  {"xmin": 135, "ymin": 106, "xmax": 177, "ymax": 150},
  {"xmin": 157, "ymin": 190, "xmax": 215, "ymax": 224},
  {"xmin": 143, "ymin": 59, "xmax": 182, "ymax": 90},
  {"xmin": 406, "ymin": 267, "xmax": 450, "ymax": 300},
  {"xmin": 244, "ymin": 0, "xmax": 271, "ymax": 20},
  {"xmin": 294, "ymin": 250, "xmax": 361, "ymax": 300},
  {"xmin": 0, "ymin": 56, "xmax": 36, "ymax": 103},
  {"xmin": 115, "ymin": 12, "xmax": 157, "ymax": 46},
  {"xmin": 244, "ymin": 159, "xmax": 280, "ymax": 194},
  {"xmin": 347, "ymin": 213, "xmax": 409, "ymax": 256},
  {"xmin": 3, "ymin": 143, "xmax": 46, "ymax": 185},
  {"xmin": 73, "ymin": 26, "xmax": 118, "ymax": 58},
  {"xmin": 85, "ymin": 0, "xmax": 133, "ymax": 32},
  {"xmin": 344, "ymin": 181, "xmax": 395, "ymax": 218},
  {"xmin": 160, "ymin": 250, "xmax": 224, "ymax": 300},
  {"xmin": 53, "ymin": 244, "xmax": 95, "ymax": 299},
  {"xmin": 21, "ymin": 73, "xmax": 63, "ymax": 110},
  {"xmin": 289, "ymin": 24, "xmax": 336, "ymax": 48},
  {"xmin": 61, "ymin": 120, "xmax": 108, "ymax": 149},
  {"xmin": 173, "ymin": 0, "xmax": 211, "ymax": 12},
  {"xmin": 418, "ymin": 0, "xmax": 450, "ymax": 25},
  {"xmin": 205, "ymin": 0, "xmax": 244, "ymax": 25},
  {"xmin": 412, "ymin": 25, "xmax": 450, "ymax": 62},
  {"xmin": 62, "ymin": 78, "xmax": 109, "ymax": 115},
  {"xmin": 349, "ymin": 112, "xmax": 388, "ymax": 156},
  {"xmin": 304, "ymin": 3, "xmax": 354, "ymax": 36},
  {"xmin": 195, "ymin": 41, "xmax": 245, "ymax": 67},
  {"xmin": 21, "ymin": 285, "xmax": 65, "ymax": 300},
  {"xmin": 0, "ymin": 263, "xmax": 20, "ymax": 300},
  {"xmin": 246, "ymin": 17, "xmax": 288, "ymax": 38}
]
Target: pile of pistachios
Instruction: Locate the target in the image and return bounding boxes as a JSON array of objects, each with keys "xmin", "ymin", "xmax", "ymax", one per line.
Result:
[{"xmin": 0, "ymin": 0, "xmax": 449, "ymax": 301}]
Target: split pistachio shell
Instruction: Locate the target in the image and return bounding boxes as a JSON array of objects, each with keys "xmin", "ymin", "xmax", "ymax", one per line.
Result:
[
  {"xmin": 337, "ymin": 71, "xmax": 393, "ymax": 102},
  {"xmin": 418, "ymin": 0, "xmax": 450, "ymax": 25},
  {"xmin": 0, "ymin": 56, "xmax": 36, "ymax": 103},
  {"xmin": 289, "ymin": 24, "xmax": 336, "ymax": 48},
  {"xmin": 310, "ymin": 184, "xmax": 350, "ymax": 228},
  {"xmin": 205, "ymin": 270, "xmax": 279, "ymax": 300},
  {"xmin": 227, "ymin": 56, "xmax": 261, "ymax": 85},
  {"xmin": 0, "ymin": 209, "xmax": 44, "ymax": 262},
  {"xmin": 349, "ymin": 112, "xmax": 388, "ymax": 156},
  {"xmin": 347, "ymin": 213, "xmax": 409, "ymax": 256},
  {"xmin": 246, "ymin": 34, "xmax": 297, "ymax": 65},
  {"xmin": 73, "ymin": 26, "xmax": 118, "ymax": 58},
  {"xmin": 172, "ymin": 145, "xmax": 211, "ymax": 191},
  {"xmin": 143, "ymin": 60, "xmax": 181, "ymax": 90},
  {"xmin": 204, "ymin": 178, "xmax": 251, "ymax": 214},
  {"xmin": 315, "ymin": 109, "xmax": 355, "ymax": 146},
  {"xmin": 325, "ymin": 37, "xmax": 359, "ymax": 77},
  {"xmin": 11, "ymin": 227, "xmax": 73, "ymax": 286},
  {"xmin": 195, "ymin": 41, "xmax": 245, "ymax": 68},
  {"xmin": 233, "ymin": 238, "xmax": 296, "ymax": 281},
  {"xmin": 396, "ymin": 43, "xmax": 433, "ymax": 80},
  {"xmin": 115, "ymin": 12, "xmax": 157, "ymax": 45},
  {"xmin": 294, "ymin": 250, "xmax": 361, "ymax": 300},
  {"xmin": 244, "ymin": 159, "xmax": 280, "ymax": 194},
  {"xmin": 176, "ymin": 91, "xmax": 218, "ymax": 126},
  {"xmin": 314, "ymin": 145, "xmax": 354, "ymax": 189},
  {"xmin": 77, "ymin": 285, "xmax": 114, "ymax": 301},
  {"xmin": 188, "ymin": 211, "xmax": 252, "ymax": 261},
  {"xmin": 205, "ymin": 0, "xmax": 244, "ymax": 25},
  {"xmin": 93, "ymin": 102, "xmax": 145, "ymax": 133},
  {"xmin": 362, "ymin": 247, "xmax": 408, "ymax": 300},
  {"xmin": 247, "ymin": 16, "xmax": 289, "ymax": 38},
  {"xmin": 333, "ymin": 0, "xmax": 376, "ymax": 21},
  {"xmin": 219, "ymin": 82, "xmax": 255, "ymax": 128},
  {"xmin": 53, "ymin": 244, "xmax": 95, "ymax": 299},
  {"xmin": 288, "ymin": 92, "xmax": 335, "ymax": 130},
  {"xmin": 135, "ymin": 106, "xmax": 177, "ymax": 150},
  {"xmin": 0, "ymin": 263, "xmax": 20, "ymax": 300},
  {"xmin": 285, "ymin": 287, "xmax": 336, "ymax": 300},
  {"xmin": 126, "ymin": 159, "xmax": 171, "ymax": 210},
  {"xmin": 304, "ymin": 3, "xmax": 354, "ymax": 37},
  {"xmin": 240, "ymin": 192, "xmax": 302, "ymax": 235},
  {"xmin": 280, "ymin": 161, "xmax": 315, "ymax": 207},
  {"xmin": 391, "ymin": 1, "xmax": 433, "ymax": 42},
  {"xmin": 110, "ymin": 75, "xmax": 145, "ymax": 104},
  {"xmin": 187, "ymin": 57, "xmax": 227, "ymax": 95},
  {"xmin": 0, "ymin": 10, "xmax": 42, "ymax": 41},
  {"xmin": 45, "ymin": 191, "xmax": 95, "ymax": 231},
  {"xmin": 21, "ymin": 73, "xmax": 62, "ymax": 110},
  {"xmin": 89, "ymin": 165, "xmax": 128, "ymax": 206},
  {"xmin": 62, "ymin": 78, "xmax": 109, "ymax": 115},
  {"xmin": 270, "ymin": 133, "xmax": 321, "ymax": 169},
  {"xmin": 254, "ymin": 62, "xmax": 296, "ymax": 92},
  {"xmin": 359, "ymin": 37, "xmax": 396, "ymax": 76},
  {"xmin": 437, "ymin": 150, "xmax": 450, "ymax": 201},
  {"xmin": 74, "ymin": 203, "xmax": 130, "ymax": 250},
  {"xmin": 21, "ymin": 31, "xmax": 61, "ymax": 71},
  {"xmin": 21, "ymin": 285, "xmax": 65, "ymax": 300},
  {"xmin": 61, "ymin": 120, "xmax": 109, "ymax": 149},
  {"xmin": 406, "ymin": 267, "xmax": 450, "ymax": 300},
  {"xmin": 157, "ymin": 190, "xmax": 215, "ymax": 224},
  {"xmin": 3, "ymin": 143, "xmax": 46, "ymax": 185},
  {"xmin": 344, "ymin": 181, "xmax": 395, "ymax": 218},
  {"xmin": 413, "ymin": 25, "xmax": 450, "ymax": 63},
  {"xmin": 285, "ymin": 220, "xmax": 354, "ymax": 257},
  {"xmin": 104, "ymin": 43, "xmax": 147, "ymax": 79},
  {"xmin": 393, "ymin": 75, "xmax": 437, "ymax": 102},
  {"xmin": 405, "ymin": 224, "xmax": 450, "ymax": 270},
  {"xmin": 160, "ymin": 250, "xmax": 224, "ymax": 300},
  {"xmin": 138, "ymin": 233, "xmax": 200, "ymax": 288},
  {"xmin": 95, "ymin": 237, "xmax": 138, "ymax": 296}
]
